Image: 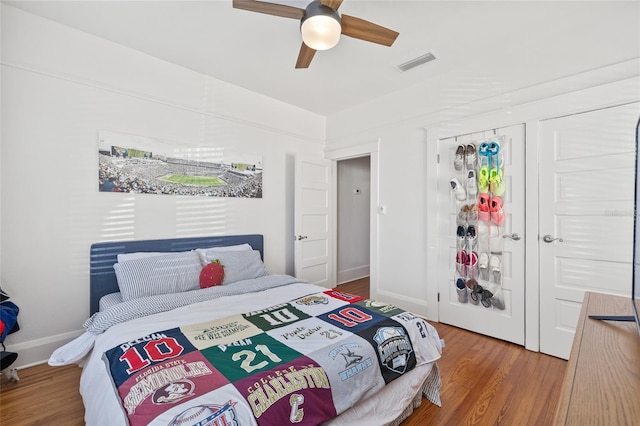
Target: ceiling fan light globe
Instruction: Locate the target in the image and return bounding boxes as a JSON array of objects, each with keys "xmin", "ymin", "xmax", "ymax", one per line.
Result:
[{"xmin": 301, "ymin": 15, "xmax": 341, "ymax": 50}]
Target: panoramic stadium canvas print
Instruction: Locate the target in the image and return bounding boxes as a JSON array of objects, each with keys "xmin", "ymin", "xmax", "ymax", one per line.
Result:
[{"xmin": 98, "ymin": 130, "xmax": 262, "ymax": 198}]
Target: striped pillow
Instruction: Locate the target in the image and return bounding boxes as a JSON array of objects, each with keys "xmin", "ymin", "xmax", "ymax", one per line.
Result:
[{"xmin": 113, "ymin": 251, "xmax": 202, "ymax": 301}]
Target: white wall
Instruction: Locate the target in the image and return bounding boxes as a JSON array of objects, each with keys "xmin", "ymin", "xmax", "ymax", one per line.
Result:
[
  {"xmin": 365, "ymin": 125, "xmax": 430, "ymax": 315},
  {"xmin": 337, "ymin": 156, "xmax": 370, "ymax": 284},
  {"xmin": 0, "ymin": 5, "xmax": 325, "ymax": 367}
]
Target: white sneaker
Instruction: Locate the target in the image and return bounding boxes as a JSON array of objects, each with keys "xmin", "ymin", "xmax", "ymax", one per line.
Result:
[
  {"xmin": 450, "ymin": 178, "xmax": 467, "ymax": 201},
  {"xmin": 465, "ymin": 143, "xmax": 477, "ymax": 170},
  {"xmin": 490, "ymin": 255, "xmax": 501, "ymax": 283},
  {"xmin": 467, "ymin": 169, "xmax": 478, "ymax": 197},
  {"xmin": 479, "ymin": 252, "xmax": 489, "ymax": 281},
  {"xmin": 454, "ymin": 145, "xmax": 465, "ymax": 171}
]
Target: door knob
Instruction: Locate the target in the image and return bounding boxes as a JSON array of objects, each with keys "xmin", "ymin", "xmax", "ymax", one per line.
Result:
[
  {"xmin": 543, "ymin": 235, "xmax": 563, "ymax": 243},
  {"xmin": 296, "ymin": 235, "xmax": 308, "ymax": 241},
  {"xmin": 502, "ymin": 233, "xmax": 522, "ymax": 241}
]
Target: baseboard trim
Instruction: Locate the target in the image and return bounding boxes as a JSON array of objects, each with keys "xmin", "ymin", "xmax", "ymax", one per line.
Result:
[
  {"xmin": 337, "ymin": 265, "xmax": 370, "ymax": 285},
  {"xmin": 5, "ymin": 329, "xmax": 85, "ymax": 369},
  {"xmin": 376, "ymin": 289, "xmax": 432, "ymax": 320}
]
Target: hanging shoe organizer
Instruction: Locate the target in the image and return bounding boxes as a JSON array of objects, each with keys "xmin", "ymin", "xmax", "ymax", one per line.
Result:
[{"xmin": 450, "ymin": 137, "xmax": 506, "ymax": 310}]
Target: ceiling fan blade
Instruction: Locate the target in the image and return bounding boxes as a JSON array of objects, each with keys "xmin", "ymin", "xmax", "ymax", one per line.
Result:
[
  {"xmin": 232, "ymin": 0, "xmax": 304, "ymax": 20},
  {"xmin": 320, "ymin": 0, "xmax": 343, "ymax": 10},
  {"xmin": 295, "ymin": 43, "xmax": 317, "ymax": 69},
  {"xmin": 340, "ymin": 14, "xmax": 399, "ymax": 47}
]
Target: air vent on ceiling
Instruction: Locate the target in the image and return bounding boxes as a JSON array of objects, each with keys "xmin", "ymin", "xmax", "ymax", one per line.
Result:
[{"xmin": 396, "ymin": 52, "xmax": 437, "ymax": 72}]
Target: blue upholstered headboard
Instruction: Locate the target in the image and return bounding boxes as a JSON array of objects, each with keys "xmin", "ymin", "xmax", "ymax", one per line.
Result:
[{"xmin": 89, "ymin": 234, "xmax": 264, "ymax": 315}]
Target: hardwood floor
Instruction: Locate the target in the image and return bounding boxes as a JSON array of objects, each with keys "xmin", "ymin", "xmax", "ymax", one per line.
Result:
[
  {"xmin": 337, "ymin": 276, "xmax": 371, "ymax": 298},
  {"xmin": 0, "ymin": 277, "xmax": 567, "ymax": 425},
  {"xmin": 338, "ymin": 277, "xmax": 568, "ymax": 425},
  {"xmin": 0, "ymin": 361, "xmax": 85, "ymax": 425}
]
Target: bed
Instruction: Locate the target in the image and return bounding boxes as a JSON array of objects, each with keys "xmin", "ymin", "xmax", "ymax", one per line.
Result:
[{"xmin": 49, "ymin": 235, "xmax": 442, "ymax": 425}]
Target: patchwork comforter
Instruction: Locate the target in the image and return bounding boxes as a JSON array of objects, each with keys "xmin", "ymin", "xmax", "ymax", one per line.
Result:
[{"xmin": 102, "ymin": 285, "xmax": 443, "ymax": 425}]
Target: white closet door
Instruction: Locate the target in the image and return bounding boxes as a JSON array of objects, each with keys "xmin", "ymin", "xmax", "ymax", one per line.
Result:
[
  {"xmin": 437, "ymin": 124, "xmax": 526, "ymax": 345},
  {"xmin": 539, "ymin": 102, "xmax": 640, "ymax": 359}
]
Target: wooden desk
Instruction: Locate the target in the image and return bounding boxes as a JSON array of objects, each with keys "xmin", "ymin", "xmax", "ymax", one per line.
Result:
[{"xmin": 554, "ymin": 292, "xmax": 640, "ymax": 425}]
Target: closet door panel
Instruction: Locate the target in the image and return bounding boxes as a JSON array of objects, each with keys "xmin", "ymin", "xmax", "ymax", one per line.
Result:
[
  {"xmin": 539, "ymin": 102, "xmax": 640, "ymax": 359},
  {"xmin": 437, "ymin": 123, "xmax": 525, "ymax": 345}
]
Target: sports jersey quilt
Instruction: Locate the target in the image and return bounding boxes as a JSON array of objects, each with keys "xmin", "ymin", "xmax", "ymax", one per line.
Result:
[{"xmin": 103, "ymin": 289, "xmax": 442, "ymax": 425}]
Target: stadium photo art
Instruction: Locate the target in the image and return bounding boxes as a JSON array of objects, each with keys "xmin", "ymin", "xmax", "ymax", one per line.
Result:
[{"xmin": 98, "ymin": 130, "xmax": 262, "ymax": 198}]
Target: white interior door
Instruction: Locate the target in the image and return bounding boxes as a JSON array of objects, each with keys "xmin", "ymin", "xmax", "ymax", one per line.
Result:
[
  {"xmin": 539, "ymin": 102, "xmax": 640, "ymax": 359},
  {"xmin": 437, "ymin": 124, "xmax": 526, "ymax": 345},
  {"xmin": 294, "ymin": 155, "xmax": 333, "ymax": 288}
]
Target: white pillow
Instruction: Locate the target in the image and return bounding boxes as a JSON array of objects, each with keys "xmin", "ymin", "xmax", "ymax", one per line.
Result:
[
  {"xmin": 195, "ymin": 243, "xmax": 253, "ymax": 265},
  {"xmin": 114, "ymin": 251, "xmax": 202, "ymax": 301},
  {"xmin": 118, "ymin": 243, "xmax": 250, "ymax": 263},
  {"xmin": 117, "ymin": 251, "xmax": 172, "ymax": 262},
  {"xmin": 200, "ymin": 250, "xmax": 268, "ymax": 285}
]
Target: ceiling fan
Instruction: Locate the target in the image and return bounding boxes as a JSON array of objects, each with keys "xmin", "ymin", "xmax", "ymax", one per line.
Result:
[{"xmin": 232, "ymin": 0, "xmax": 399, "ymax": 68}]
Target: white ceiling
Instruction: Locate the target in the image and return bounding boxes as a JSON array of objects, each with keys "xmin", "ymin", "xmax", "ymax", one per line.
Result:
[{"xmin": 4, "ymin": 1, "xmax": 640, "ymax": 116}]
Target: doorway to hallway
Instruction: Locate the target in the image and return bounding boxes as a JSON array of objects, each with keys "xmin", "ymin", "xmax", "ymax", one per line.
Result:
[{"xmin": 337, "ymin": 156, "xmax": 371, "ymax": 285}]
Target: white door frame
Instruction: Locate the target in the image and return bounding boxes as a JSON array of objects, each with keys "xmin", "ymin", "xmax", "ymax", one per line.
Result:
[
  {"xmin": 325, "ymin": 140, "xmax": 379, "ymax": 298},
  {"xmin": 524, "ymin": 120, "xmax": 541, "ymax": 352}
]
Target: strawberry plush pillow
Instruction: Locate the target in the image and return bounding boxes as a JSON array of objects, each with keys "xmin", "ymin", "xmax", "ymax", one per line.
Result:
[{"xmin": 199, "ymin": 259, "xmax": 225, "ymax": 288}]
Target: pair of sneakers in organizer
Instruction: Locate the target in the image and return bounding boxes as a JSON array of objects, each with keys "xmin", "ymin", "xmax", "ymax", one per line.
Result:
[
  {"xmin": 477, "ymin": 139, "xmax": 505, "ymax": 196},
  {"xmin": 456, "ymin": 277, "xmax": 506, "ymax": 310},
  {"xmin": 456, "ymin": 224, "xmax": 478, "ymax": 278},
  {"xmin": 457, "ymin": 223, "xmax": 477, "ymax": 252},
  {"xmin": 450, "ymin": 169, "xmax": 478, "ymax": 202},
  {"xmin": 477, "ymin": 194, "xmax": 505, "ymax": 226},
  {"xmin": 478, "ymin": 252, "xmax": 501, "ymax": 283},
  {"xmin": 453, "ymin": 143, "xmax": 477, "ymax": 172}
]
